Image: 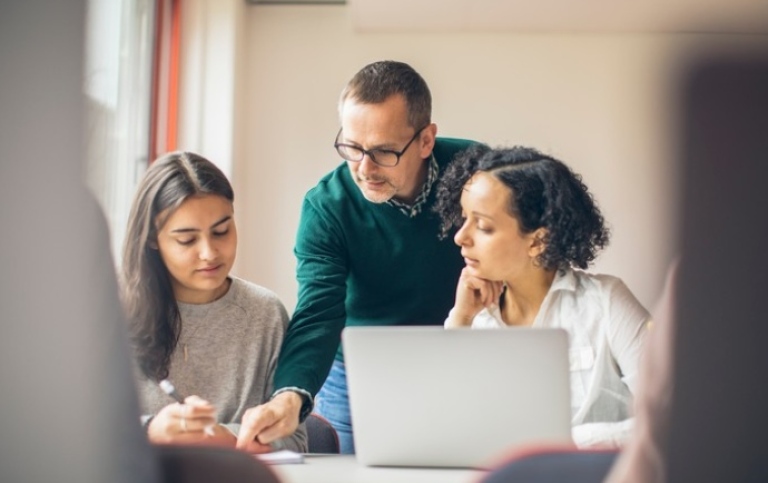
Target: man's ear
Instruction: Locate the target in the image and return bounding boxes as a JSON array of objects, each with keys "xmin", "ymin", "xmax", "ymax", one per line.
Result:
[{"xmin": 418, "ymin": 123, "xmax": 437, "ymax": 159}]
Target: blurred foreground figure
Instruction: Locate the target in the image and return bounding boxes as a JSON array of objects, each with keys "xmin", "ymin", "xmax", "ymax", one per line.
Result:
[
  {"xmin": 609, "ymin": 51, "xmax": 768, "ymax": 482},
  {"xmin": 0, "ymin": 2, "xmax": 157, "ymax": 482}
]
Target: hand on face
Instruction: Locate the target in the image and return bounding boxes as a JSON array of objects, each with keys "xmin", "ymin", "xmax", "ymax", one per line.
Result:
[
  {"xmin": 447, "ymin": 267, "xmax": 504, "ymax": 327},
  {"xmin": 147, "ymin": 395, "xmax": 220, "ymax": 445}
]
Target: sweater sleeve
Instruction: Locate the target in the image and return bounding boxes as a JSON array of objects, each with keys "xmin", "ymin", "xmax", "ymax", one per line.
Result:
[{"xmin": 273, "ymin": 196, "xmax": 349, "ymax": 397}]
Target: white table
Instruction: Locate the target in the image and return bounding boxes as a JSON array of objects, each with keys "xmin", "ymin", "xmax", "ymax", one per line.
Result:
[{"xmin": 270, "ymin": 454, "xmax": 486, "ymax": 483}]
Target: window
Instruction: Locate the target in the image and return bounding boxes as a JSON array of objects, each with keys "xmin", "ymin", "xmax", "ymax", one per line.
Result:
[{"xmin": 84, "ymin": 0, "xmax": 155, "ymax": 264}]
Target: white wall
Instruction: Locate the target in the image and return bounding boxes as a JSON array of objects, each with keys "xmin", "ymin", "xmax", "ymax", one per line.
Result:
[
  {"xmin": 178, "ymin": 0, "xmax": 248, "ymax": 180},
  {"xmin": 181, "ymin": 5, "xmax": 764, "ymax": 314}
]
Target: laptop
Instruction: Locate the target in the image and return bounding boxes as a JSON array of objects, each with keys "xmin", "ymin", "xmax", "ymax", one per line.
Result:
[{"xmin": 342, "ymin": 326, "xmax": 573, "ymax": 468}]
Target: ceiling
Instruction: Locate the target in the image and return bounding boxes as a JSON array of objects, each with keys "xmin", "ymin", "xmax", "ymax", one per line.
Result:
[{"xmin": 347, "ymin": 0, "xmax": 768, "ymax": 33}]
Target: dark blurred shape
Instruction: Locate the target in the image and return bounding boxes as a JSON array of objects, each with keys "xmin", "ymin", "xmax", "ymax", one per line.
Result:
[
  {"xmin": 609, "ymin": 49, "xmax": 768, "ymax": 483},
  {"xmin": 480, "ymin": 449, "xmax": 618, "ymax": 483},
  {"xmin": 157, "ymin": 446, "xmax": 282, "ymax": 483},
  {"xmin": 0, "ymin": 1, "xmax": 157, "ymax": 482},
  {"xmin": 668, "ymin": 52, "xmax": 768, "ymax": 482}
]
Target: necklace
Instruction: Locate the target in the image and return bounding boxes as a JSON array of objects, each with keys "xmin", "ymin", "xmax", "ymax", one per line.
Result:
[
  {"xmin": 179, "ymin": 278, "xmax": 232, "ymax": 362},
  {"xmin": 181, "ymin": 324, "xmax": 201, "ymax": 363}
]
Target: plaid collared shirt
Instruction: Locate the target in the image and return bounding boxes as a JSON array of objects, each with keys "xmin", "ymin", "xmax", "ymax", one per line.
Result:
[{"xmin": 387, "ymin": 155, "xmax": 439, "ymax": 218}]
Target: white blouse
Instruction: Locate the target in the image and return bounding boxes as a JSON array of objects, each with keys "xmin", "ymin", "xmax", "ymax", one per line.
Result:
[{"xmin": 450, "ymin": 268, "xmax": 651, "ymax": 448}]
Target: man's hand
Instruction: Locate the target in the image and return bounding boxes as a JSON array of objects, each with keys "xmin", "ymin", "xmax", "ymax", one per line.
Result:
[{"xmin": 236, "ymin": 391, "xmax": 302, "ymax": 450}]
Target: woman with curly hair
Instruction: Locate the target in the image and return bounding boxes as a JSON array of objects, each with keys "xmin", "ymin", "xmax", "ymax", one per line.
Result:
[
  {"xmin": 434, "ymin": 145, "xmax": 650, "ymax": 448},
  {"xmin": 121, "ymin": 151, "xmax": 306, "ymax": 452}
]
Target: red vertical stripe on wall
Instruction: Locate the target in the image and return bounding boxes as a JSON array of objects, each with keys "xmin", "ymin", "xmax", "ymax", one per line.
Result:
[
  {"xmin": 166, "ymin": 0, "xmax": 181, "ymax": 152},
  {"xmin": 148, "ymin": 0, "xmax": 180, "ymax": 162},
  {"xmin": 148, "ymin": 0, "xmax": 164, "ymax": 162}
]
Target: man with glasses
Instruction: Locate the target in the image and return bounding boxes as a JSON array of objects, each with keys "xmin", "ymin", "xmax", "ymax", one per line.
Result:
[{"xmin": 237, "ymin": 60, "xmax": 477, "ymax": 454}]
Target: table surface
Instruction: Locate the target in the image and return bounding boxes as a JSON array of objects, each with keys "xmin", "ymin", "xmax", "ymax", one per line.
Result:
[{"xmin": 269, "ymin": 454, "xmax": 486, "ymax": 483}]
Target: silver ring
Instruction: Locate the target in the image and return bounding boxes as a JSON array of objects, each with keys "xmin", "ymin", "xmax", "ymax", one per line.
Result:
[{"xmin": 180, "ymin": 415, "xmax": 187, "ymax": 432}]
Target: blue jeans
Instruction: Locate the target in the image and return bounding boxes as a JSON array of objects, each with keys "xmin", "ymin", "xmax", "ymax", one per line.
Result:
[{"xmin": 314, "ymin": 360, "xmax": 355, "ymax": 454}]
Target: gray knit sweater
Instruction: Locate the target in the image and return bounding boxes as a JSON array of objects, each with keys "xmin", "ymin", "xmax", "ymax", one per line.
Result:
[{"xmin": 138, "ymin": 277, "xmax": 307, "ymax": 451}]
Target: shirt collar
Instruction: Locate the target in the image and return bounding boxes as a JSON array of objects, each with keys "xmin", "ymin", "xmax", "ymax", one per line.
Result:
[
  {"xmin": 387, "ymin": 154, "xmax": 439, "ymax": 218},
  {"xmin": 549, "ymin": 267, "xmax": 578, "ymax": 293}
]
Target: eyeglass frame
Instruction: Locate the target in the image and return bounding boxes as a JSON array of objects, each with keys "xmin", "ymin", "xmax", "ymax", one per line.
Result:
[{"xmin": 333, "ymin": 124, "xmax": 429, "ymax": 168}]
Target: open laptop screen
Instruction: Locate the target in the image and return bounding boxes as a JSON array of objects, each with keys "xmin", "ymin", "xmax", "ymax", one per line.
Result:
[{"xmin": 343, "ymin": 326, "xmax": 573, "ymax": 468}]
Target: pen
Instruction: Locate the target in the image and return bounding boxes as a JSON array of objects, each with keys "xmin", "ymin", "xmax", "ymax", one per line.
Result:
[{"xmin": 159, "ymin": 379, "xmax": 185, "ymax": 404}]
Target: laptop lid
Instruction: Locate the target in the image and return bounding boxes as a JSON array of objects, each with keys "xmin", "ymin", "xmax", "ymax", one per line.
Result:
[{"xmin": 343, "ymin": 326, "xmax": 573, "ymax": 468}]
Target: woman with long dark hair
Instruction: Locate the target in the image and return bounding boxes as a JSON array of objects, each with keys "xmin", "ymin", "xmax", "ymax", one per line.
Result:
[{"xmin": 122, "ymin": 151, "xmax": 306, "ymax": 452}]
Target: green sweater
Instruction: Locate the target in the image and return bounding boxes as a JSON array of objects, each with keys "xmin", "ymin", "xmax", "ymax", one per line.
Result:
[{"xmin": 274, "ymin": 137, "xmax": 475, "ymax": 396}]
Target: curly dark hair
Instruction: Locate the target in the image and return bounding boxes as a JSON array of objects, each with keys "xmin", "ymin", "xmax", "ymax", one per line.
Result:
[{"xmin": 433, "ymin": 144, "xmax": 610, "ymax": 271}]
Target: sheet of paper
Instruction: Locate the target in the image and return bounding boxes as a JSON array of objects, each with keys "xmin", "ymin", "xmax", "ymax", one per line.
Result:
[{"xmin": 255, "ymin": 449, "xmax": 305, "ymax": 465}]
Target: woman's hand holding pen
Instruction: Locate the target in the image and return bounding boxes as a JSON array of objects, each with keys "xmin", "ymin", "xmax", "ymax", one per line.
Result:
[
  {"xmin": 147, "ymin": 395, "xmax": 219, "ymax": 444},
  {"xmin": 446, "ymin": 267, "xmax": 504, "ymax": 328}
]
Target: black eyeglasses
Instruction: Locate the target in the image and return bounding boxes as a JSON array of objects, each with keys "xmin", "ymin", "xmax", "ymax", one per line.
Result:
[{"xmin": 334, "ymin": 125, "xmax": 428, "ymax": 167}]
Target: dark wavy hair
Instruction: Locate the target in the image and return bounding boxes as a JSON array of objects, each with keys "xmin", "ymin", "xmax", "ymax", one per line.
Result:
[
  {"xmin": 339, "ymin": 60, "xmax": 431, "ymax": 129},
  {"xmin": 434, "ymin": 144, "xmax": 609, "ymax": 271},
  {"xmin": 120, "ymin": 151, "xmax": 234, "ymax": 381}
]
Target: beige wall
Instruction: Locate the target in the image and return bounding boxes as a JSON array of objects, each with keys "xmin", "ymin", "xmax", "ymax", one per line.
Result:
[{"xmin": 209, "ymin": 5, "xmax": 764, "ymax": 314}]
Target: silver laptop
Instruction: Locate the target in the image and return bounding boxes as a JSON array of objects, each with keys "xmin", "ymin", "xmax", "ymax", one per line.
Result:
[{"xmin": 342, "ymin": 326, "xmax": 573, "ymax": 468}]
